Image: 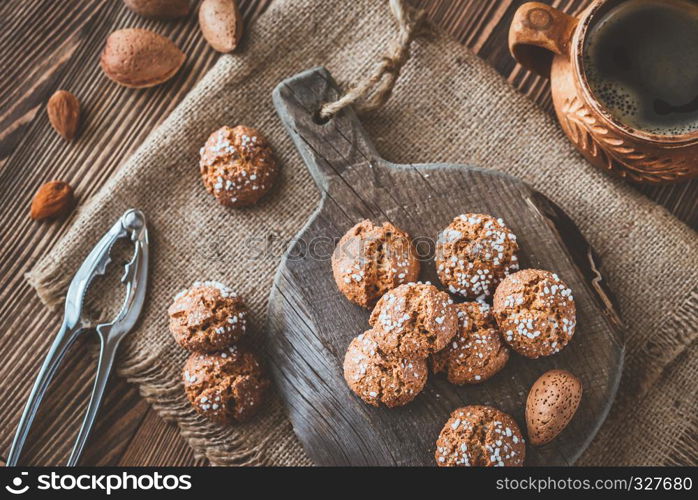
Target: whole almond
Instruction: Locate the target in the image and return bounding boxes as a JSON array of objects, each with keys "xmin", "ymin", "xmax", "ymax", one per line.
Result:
[
  {"xmin": 199, "ymin": 0, "xmax": 243, "ymax": 53},
  {"xmin": 31, "ymin": 181, "xmax": 75, "ymax": 220},
  {"xmin": 124, "ymin": 0, "xmax": 191, "ymax": 19},
  {"xmin": 526, "ymin": 369, "xmax": 582, "ymax": 445},
  {"xmin": 47, "ymin": 90, "xmax": 80, "ymax": 141},
  {"xmin": 100, "ymin": 29, "xmax": 185, "ymax": 88}
]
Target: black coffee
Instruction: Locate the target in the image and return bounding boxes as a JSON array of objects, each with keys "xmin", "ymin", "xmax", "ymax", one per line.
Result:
[{"xmin": 583, "ymin": 0, "xmax": 698, "ymax": 135}]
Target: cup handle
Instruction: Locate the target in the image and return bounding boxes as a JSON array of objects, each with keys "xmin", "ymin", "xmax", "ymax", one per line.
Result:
[{"xmin": 508, "ymin": 2, "xmax": 578, "ymax": 77}]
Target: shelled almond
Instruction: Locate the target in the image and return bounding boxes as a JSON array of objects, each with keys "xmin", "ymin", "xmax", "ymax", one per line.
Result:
[
  {"xmin": 47, "ymin": 90, "xmax": 80, "ymax": 141},
  {"xmin": 31, "ymin": 181, "xmax": 75, "ymax": 220}
]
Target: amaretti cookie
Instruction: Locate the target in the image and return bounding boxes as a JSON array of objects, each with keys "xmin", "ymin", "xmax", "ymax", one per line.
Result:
[
  {"xmin": 199, "ymin": 125, "xmax": 278, "ymax": 207},
  {"xmin": 343, "ymin": 330, "xmax": 428, "ymax": 408},
  {"xmin": 431, "ymin": 301, "xmax": 509, "ymax": 385},
  {"xmin": 493, "ymin": 269, "xmax": 576, "ymax": 359},
  {"xmin": 435, "ymin": 405, "xmax": 525, "ymax": 467},
  {"xmin": 168, "ymin": 281, "xmax": 247, "ymax": 352},
  {"xmin": 183, "ymin": 345, "xmax": 269, "ymax": 424},
  {"xmin": 369, "ymin": 282, "xmax": 457, "ymax": 360},
  {"xmin": 332, "ymin": 220, "xmax": 420, "ymax": 308},
  {"xmin": 435, "ymin": 214, "xmax": 519, "ymax": 299}
]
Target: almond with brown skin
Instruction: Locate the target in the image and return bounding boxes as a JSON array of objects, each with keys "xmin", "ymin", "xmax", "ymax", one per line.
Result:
[
  {"xmin": 526, "ymin": 369, "xmax": 582, "ymax": 445},
  {"xmin": 199, "ymin": 0, "xmax": 243, "ymax": 53},
  {"xmin": 100, "ymin": 29, "xmax": 185, "ymax": 88},
  {"xmin": 123, "ymin": 0, "xmax": 191, "ymax": 19},
  {"xmin": 47, "ymin": 90, "xmax": 80, "ymax": 141},
  {"xmin": 31, "ymin": 181, "xmax": 75, "ymax": 220}
]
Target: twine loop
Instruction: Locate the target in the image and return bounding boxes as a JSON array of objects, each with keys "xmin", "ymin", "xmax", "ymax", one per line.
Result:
[{"xmin": 319, "ymin": 0, "xmax": 426, "ymax": 119}]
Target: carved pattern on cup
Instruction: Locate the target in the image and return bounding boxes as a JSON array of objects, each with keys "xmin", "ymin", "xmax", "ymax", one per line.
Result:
[{"xmin": 560, "ymin": 96, "xmax": 691, "ymax": 183}]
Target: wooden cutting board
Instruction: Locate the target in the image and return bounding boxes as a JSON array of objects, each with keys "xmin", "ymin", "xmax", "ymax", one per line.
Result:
[{"xmin": 265, "ymin": 67, "xmax": 624, "ymax": 466}]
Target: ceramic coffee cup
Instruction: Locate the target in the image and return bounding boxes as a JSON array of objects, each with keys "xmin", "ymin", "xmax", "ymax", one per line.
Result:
[{"xmin": 509, "ymin": 0, "xmax": 698, "ymax": 184}]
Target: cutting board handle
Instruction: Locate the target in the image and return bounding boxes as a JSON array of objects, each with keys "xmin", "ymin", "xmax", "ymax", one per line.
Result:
[{"xmin": 273, "ymin": 67, "xmax": 380, "ymax": 192}]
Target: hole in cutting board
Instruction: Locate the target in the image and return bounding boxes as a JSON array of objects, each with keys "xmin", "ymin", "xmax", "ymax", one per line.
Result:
[{"xmin": 312, "ymin": 108, "xmax": 332, "ymax": 125}]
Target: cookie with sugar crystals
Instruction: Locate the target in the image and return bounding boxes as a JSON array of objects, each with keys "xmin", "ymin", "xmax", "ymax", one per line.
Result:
[
  {"xmin": 199, "ymin": 125, "xmax": 278, "ymax": 207},
  {"xmin": 369, "ymin": 282, "xmax": 458, "ymax": 360},
  {"xmin": 183, "ymin": 345, "xmax": 269, "ymax": 424},
  {"xmin": 332, "ymin": 219, "xmax": 420, "ymax": 308},
  {"xmin": 431, "ymin": 301, "xmax": 509, "ymax": 385},
  {"xmin": 492, "ymin": 269, "xmax": 576, "ymax": 358},
  {"xmin": 343, "ymin": 330, "xmax": 428, "ymax": 408},
  {"xmin": 435, "ymin": 405, "xmax": 525, "ymax": 467},
  {"xmin": 435, "ymin": 213, "xmax": 519, "ymax": 299},
  {"xmin": 168, "ymin": 281, "xmax": 247, "ymax": 352}
]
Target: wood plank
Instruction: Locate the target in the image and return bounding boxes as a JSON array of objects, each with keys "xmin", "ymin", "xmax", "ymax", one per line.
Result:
[{"xmin": 117, "ymin": 409, "xmax": 206, "ymax": 467}]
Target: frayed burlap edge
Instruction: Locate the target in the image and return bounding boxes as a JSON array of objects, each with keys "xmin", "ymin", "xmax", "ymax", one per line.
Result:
[{"xmin": 635, "ymin": 288, "xmax": 698, "ymax": 397}]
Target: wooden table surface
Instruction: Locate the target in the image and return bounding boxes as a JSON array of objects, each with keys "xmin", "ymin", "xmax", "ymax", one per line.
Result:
[{"xmin": 0, "ymin": 0, "xmax": 694, "ymax": 467}]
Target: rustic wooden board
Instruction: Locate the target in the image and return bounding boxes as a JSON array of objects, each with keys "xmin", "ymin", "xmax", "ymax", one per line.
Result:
[{"xmin": 265, "ymin": 67, "xmax": 624, "ymax": 466}]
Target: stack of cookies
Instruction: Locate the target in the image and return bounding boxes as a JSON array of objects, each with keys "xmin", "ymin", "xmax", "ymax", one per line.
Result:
[
  {"xmin": 343, "ymin": 281, "xmax": 457, "ymax": 407},
  {"xmin": 332, "ymin": 214, "xmax": 579, "ymax": 466},
  {"xmin": 168, "ymin": 281, "xmax": 269, "ymax": 424}
]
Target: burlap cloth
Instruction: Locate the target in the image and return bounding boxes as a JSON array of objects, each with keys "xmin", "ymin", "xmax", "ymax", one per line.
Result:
[{"xmin": 28, "ymin": 0, "xmax": 697, "ymax": 466}]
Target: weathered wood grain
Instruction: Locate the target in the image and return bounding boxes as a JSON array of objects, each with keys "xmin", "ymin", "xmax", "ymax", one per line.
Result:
[
  {"xmin": 266, "ymin": 67, "xmax": 623, "ymax": 466},
  {"xmin": 117, "ymin": 409, "xmax": 206, "ymax": 467},
  {"xmin": 0, "ymin": 0, "xmax": 692, "ymax": 466}
]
